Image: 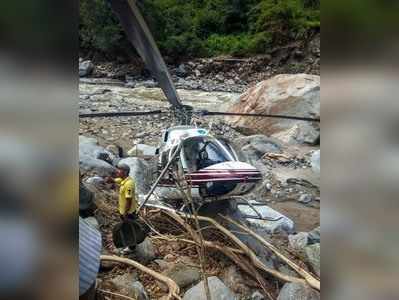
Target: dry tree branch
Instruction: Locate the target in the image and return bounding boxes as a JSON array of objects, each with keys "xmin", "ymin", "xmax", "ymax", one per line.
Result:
[
  {"xmin": 100, "ymin": 255, "xmax": 181, "ymax": 300},
  {"xmin": 158, "ymin": 209, "xmax": 306, "ymax": 285},
  {"xmin": 162, "ymin": 210, "xmax": 277, "ymax": 298},
  {"xmin": 172, "ymin": 162, "xmax": 212, "ymax": 300},
  {"xmin": 220, "ymin": 215, "xmax": 320, "ymax": 291}
]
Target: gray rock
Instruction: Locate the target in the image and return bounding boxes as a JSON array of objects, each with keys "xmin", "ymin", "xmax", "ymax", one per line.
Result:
[
  {"xmin": 109, "ymin": 273, "xmax": 139, "ymax": 296},
  {"xmin": 310, "ymin": 150, "xmax": 320, "ymax": 174},
  {"xmin": 305, "ymin": 243, "xmax": 320, "ymax": 276},
  {"xmin": 251, "ymin": 290, "xmax": 265, "ymax": 300},
  {"xmin": 131, "ymin": 281, "xmax": 149, "ymax": 300},
  {"xmin": 79, "ymin": 60, "xmax": 94, "ymax": 77},
  {"xmin": 278, "ymin": 265, "xmax": 298, "ymax": 277},
  {"xmin": 164, "ymin": 263, "xmax": 201, "ymax": 289},
  {"xmin": 308, "ymin": 226, "xmax": 320, "ymax": 244},
  {"xmin": 134, "ymin": 238, "xmax": 156, "ymax": 263},
  {"xmin": 221, "ymin": 265, "xmax": 250, "ymax": 295},
  {"xmin": 183, "ymin": 276, "xmax": 237, "ymax": 300},
  {"xmin": 215, "ymin": 74, "xmax": 225, "ymax": 82},
  {"xmin": 237, "ymin": 202, "xmax": 294, "ymax": 234},
  {"xmin": 85, "ymin": 176, "xmax": 105, "ymax": 188},
  {"xmin": 298, "ymin": 194, "xmax": 313, "ymax": 204},
  {"xmin": 277, "ymin": 283, "xmax": 320, "ymax": 300},
  {"xmin": 106, "ymin": 144, "xmax": 121, "ymax": 157},
  {"xmin": 236, "ymin": 135, "xmax": 282, "ymax": 158},
  {"xmin": 288, "ymin": 232, "xmax": 309, "ymax": 251},
  {"xmin": 80, "ymin": 154, "xmax": 116, "ymax": 177},
  {"xmin": 154, "ymin": 259, "xmax": 169, "ymax": 271},
  {"xmin": 117, "ymin": 157, "xmax": 153, "ymax": 194},
  {"xmin": 79, "ymin": 136, "xmax": 116, "ymax": 161},
  {"xmin": 177, "ymin": 64, "xmax": 187, "ymax": 76}
]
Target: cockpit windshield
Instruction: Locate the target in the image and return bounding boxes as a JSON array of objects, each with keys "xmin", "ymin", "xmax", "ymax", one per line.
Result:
[{"xmin": 182, "ymin": 136, "xmax": 233, "ymax": 171}]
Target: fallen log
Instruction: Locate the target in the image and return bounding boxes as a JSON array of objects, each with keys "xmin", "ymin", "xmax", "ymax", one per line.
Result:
[{"xmin": 100, "ymin": 255, "xmax": 181, "ymax": 300}]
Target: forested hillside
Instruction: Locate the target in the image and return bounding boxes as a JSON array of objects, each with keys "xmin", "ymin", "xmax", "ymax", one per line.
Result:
[{"xmin": 79, "ymin": 0, "xmax": 320, "ymax": 61}]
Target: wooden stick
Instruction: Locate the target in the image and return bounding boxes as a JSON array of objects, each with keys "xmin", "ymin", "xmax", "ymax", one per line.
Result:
[
  {"xmin": 100, "ymin": 255, "xmax": 181, "ymax": 300},
  {"xmin": 221, "ymin": 215, "xmax": 320, "ymax": 290},
  {"xmin": 97, "ymin": 288, "xmax": 137, "ymax": 300}
]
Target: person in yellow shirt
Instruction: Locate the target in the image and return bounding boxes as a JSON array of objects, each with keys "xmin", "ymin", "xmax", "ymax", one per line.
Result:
[{"xmin": 109, "ymin": 164, "xmax": 138, "ymax": 220}]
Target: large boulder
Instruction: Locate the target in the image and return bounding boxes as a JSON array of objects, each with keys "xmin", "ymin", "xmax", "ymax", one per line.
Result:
[
  {"xmin": 117, "ymin": 157, "xmax": 154, "ymax": 194},
  {"xmin": 277, "ymin": 283, "xmax": 320, "ymax": 300},
  {"xmin": 183, "ymin": 276, "xmax": 237, "ymax": 300},
  {"xmin": 226, "ymin": 74, "xmax": 320, "ymax": 145}
]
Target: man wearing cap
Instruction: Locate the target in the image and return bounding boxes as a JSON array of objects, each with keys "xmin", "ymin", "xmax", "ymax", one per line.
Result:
[{"xmin": 108, "ymin": 164, "xmax": 138, "ymax": 221}]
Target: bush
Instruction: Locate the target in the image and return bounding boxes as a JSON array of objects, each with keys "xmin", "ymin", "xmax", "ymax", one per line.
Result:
[{"xmin": 250, "ymin": 0, "xmax": 320, "ymax": 45}]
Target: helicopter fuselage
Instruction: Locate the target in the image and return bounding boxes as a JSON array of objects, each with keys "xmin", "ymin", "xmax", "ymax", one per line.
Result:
[{"xmin": 154, "ymin": 126, "xmax": 262, "ymax": 204}]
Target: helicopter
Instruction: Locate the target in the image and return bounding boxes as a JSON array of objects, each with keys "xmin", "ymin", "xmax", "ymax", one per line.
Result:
[
  {"xmin": 153, "ymin": 125, "xmax": 262, "ymax": 206},
  {"xmin": 79, "ymin": 0, "xmax": 319, "ymax": 209}
]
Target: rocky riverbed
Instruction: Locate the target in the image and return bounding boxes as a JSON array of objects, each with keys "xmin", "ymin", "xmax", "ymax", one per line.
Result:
[{"xmin": 79, "ymin": 73, "xmax": 320, "ymax": 299}]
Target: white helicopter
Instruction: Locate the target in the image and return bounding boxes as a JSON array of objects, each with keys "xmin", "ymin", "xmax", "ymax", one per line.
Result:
[{"xmin": 154, "ymin": 125, "xmax": 262, "ymax": 205}]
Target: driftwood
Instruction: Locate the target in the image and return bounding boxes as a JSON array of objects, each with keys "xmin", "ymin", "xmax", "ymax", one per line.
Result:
[
  {"xmin": 100, "ymin": 255, "xmax": 181, "ymax": 300},
  {"xmin": 221, "ymin": 215, "xmax": 320, "ymax": 291}
]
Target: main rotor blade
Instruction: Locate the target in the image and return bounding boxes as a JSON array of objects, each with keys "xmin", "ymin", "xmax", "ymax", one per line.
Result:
[
  {"xmin": 79, "ymin": 110, "xmax": 163, "ymax": 118},
  {"xmin": 108, "ymin": 0, "xmax": 182, "ymax": 108},
  {"xmin": 199, "ymin": 110, "xmax": 320, "ymax": 122}
]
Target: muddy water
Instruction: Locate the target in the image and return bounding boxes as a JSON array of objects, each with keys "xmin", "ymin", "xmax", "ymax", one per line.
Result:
[{"xmin": 79, "ymin": 81, "xmax": 240, "ymax": 112}]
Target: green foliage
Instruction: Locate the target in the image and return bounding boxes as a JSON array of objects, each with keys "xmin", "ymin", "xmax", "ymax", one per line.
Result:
[
  {"xmin": 79, "ymin": 0, "xmax": 320, "ymax": 59},
  {"xmin": 250, "ymin": 0, "xmax": 320, "ymax": 45}
]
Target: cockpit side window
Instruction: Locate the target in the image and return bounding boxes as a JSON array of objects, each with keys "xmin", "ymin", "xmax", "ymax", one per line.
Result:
[{"xmin": 183, "ymin": 137, "xmax": 232, "ymax": 171}]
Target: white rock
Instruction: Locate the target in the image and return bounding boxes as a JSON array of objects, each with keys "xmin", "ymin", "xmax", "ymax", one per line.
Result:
[
  {"xmin": 238, "ymin": 203, "xmax": 294, "ymax": 234},
  {"xmin": 311, "ymin": 150, "xmax": 320, "ymax": 174},
  {"xmin": 288, "ymin": 232, "xmax": 309, "ymax": 251}
]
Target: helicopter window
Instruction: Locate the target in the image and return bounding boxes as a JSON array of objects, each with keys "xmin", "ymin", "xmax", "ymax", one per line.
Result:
[{"xmin": 183, "ymin": 137, "xmax": 232, "ymax": 171}]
